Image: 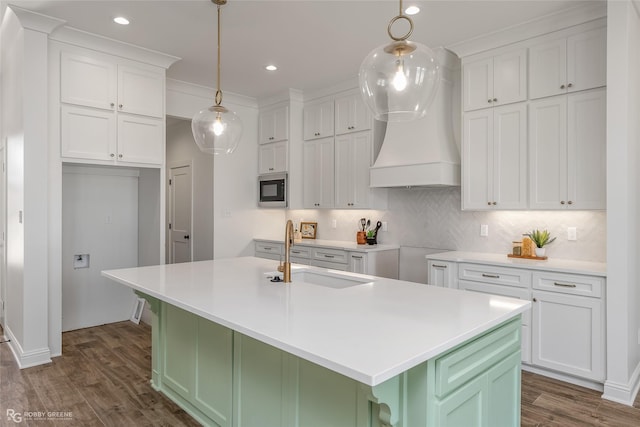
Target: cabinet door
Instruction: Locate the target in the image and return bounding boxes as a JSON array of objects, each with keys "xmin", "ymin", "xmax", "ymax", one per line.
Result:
[
  {"xmin": 61, "ymin": 105, "xmax": 116, "ymax": 161},
  {"xmin": 348, "ymin": 253, "xmax": 367, "ymax": 274},
  {"xmin": 567, "ymin": 27, "xmax": 606, "ymax": 94},
  {"xmin": 303, "ymin": 138, "xmax": 334, "ymax": 208},
  {"xmin": 463, "ymin": 57, "xmax": 493, "ymax": 111},
  {"xmin": 260, "ymin": 105, "xmax": 289, "ymax": 144},
  {"xmin": 304, "ymin": 100, "xmax": 334, "ymax": 140},
  {"xmin": 335, "ymin": 93, "xmax": 371, "ymax": 135},
  {"xmin": 433, "ymin": 373, "xmax": 488, "ymax": 427},
  {"xmin": 117, "ymin": 114, "xmax": 164, "ymax": 165},
  {"xmin": 529, "ymin": 38, "xmax": 567, "ymax": 99},
  {"xmin": 162, "ymin": 303, "xmax": 196, "ymax": 400},
  {"xmin": 492, "ymin": 103, "xmax": 527, "ymax": 209},
  {"xmin": 117, "ymin": 64, "xmax": 164, "ymax": 118},
  {"xmin": 427, "ymin": 261, "xmax": 454, "ymax": 287},
  {"xmin": 462, "ymin": 110, "xmax": 492, "ymax": 209},
  {"xmin": 529, "ymin": 96, "xmax": 567, "ymax": 209},
  {"xmin": 531, "ymin": 290, "xmax": 604, "ymax": 381},
  {"xmin": 567, "ymin": 89, "xmax": 606, "ymax": 209},
  {"xmin": 61, "ymin": 52, "xmax": 117, "ymax": 111},
  {"xmin": 258, "ymin": 140, "xmax": 287, "ymax": 174},
  {"xmin": 492, "ymin": 49, "xmax": 527, "ymax": 106},
  {"xmin": 335, "ymin": 131, "xmax": 371, "ymax": 208}
]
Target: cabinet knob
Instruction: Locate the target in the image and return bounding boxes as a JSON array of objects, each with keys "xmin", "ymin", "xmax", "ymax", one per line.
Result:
[
  {"xmin": 118, "ymin": 154, "xmax": 123, "ymax": 158},
  {"xmin": 119, "ymin": 104, "xmax": 123, "ymax": 109},
  {"xmin": 567, "ymin": 83, "xmax": 573, "ymax": 88},
  {"xmin": 110, "ymin": 102, "xmax": 115, "ymax": 108},
  {"xmin": 493, "ymin": 98, "xmax": 497, "ymax": 102},
  {"xmin": 492, "ymin": 201, "xmax": 497, "ymax": 205},
  {"xmin": 184, "ymin": 235, "xmax": 190, "ymax": 239},
  {"xmin": 560, "ymin": 84, "xmax": 566, "ymax": 89},
  {"xmin": 560, "ymin": 201, "xmax": 566, "ymax": 205},
  {"xmin": 110, "ymin": 153, "xmax": 115, "ymax": 158},
  {"xmin": 568, "ymin": 200, "xmax": 573, "ymax": 205},
  {"xmin": 488, "ymin": 99, "xmax": 492, "ymax": 103},
  {"xmin": 487, "ymin": 201, "xmax": 491, "ymax": 206},
  {"xmin": 533, "ymin": 298, "xmax": 537, "ymax": 302}
]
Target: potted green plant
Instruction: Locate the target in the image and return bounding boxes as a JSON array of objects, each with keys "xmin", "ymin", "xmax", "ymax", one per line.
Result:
[
  {"xmin": 527, "ymin": 229, "xmax": 556, "ymax": 257},
  {"xmin": 366, "ymin": 229, "xmax": 377, "ymax": 245}
]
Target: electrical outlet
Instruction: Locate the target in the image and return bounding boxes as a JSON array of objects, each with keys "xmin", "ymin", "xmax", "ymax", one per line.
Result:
[
  {"xmin": 480, "ymin": 224, "xmax": 489, "ymax": 237},
  {"xmin": 332, "ymin": 219, "xmax": 337, "ymax": 229},
  {"xmin": 222, "ymin": 209, "xmax": 232, "ymax": 218},
  {"xmin": 567, "ymin": 227, "xmax": 577, "ymax": 241},
  {"xmin": 381, "ymin": 221, "xmax": 388, "ymax": 232}
]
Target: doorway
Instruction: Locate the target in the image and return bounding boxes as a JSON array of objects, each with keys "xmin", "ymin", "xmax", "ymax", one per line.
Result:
[{"xmin": 168, "ymin": 162, "xmax": 192, "ymax": 263}]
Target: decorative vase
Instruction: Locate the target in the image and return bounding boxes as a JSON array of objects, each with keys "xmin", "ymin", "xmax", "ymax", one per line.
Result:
[{"xmin": 535, "ymin": 247, "xmax": 546, "ymax": 257}]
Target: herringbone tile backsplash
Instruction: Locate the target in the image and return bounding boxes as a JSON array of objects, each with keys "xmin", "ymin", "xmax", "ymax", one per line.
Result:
[{"xmin": 287, "ymin": 187, "xmax": 606, "ymax": 262}]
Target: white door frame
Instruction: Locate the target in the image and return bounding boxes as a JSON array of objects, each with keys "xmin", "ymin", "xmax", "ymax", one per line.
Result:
[{"xmin": 168, "ymin": 160, "xmax": 193, "ymax": 263}]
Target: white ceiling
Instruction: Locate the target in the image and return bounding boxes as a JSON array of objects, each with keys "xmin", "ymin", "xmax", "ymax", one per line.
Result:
[{"xmin": 9, "ymin": 0, "xmax": 601, "ymax": 100}]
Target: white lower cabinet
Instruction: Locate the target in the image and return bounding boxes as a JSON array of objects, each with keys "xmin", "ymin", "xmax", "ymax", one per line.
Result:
[
  {"xmin": 531, "ymin": 271, "xmax": 605, "ymax": 381},
  {"xmin": 427, "ymin": 261, "xmax": 455, "ymax": 288},
  {"xmin": 427, "ymin": 257, "xmax": 606, "ymax": 386}
]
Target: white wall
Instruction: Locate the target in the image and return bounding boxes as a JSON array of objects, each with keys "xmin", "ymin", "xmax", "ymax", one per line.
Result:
[
  {"xmin": 0, "ymin": 6, "xmax": 53, "ymax": 367},
  {"xmin": 139, "ymin": 168, "xmax": 162, "ymax": 266},
  {"xmin": 604, "ymin": 0, "xmax": 640, "ymax": 405},
  {"xmin": 166, "ymin": 119, "xmax": 214, "ymax": 261},
  {"xmin": 284, "ymin": 187, "xmax": 606, "ymax": 262},
  {"xmin": 166, "ymin": 79, "xmax": 284, "ymax": 259}
]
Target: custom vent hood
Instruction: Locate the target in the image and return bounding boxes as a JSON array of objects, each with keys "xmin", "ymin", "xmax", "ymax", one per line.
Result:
[{"xmin": 370, "ymin": 48, "xmax": 461, "ymax": 188}]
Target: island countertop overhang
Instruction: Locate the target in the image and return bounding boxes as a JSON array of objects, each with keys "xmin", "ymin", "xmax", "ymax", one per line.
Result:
[{"xmin": 102, "ymin": 256, "xmax": 530, "ymax": 386}]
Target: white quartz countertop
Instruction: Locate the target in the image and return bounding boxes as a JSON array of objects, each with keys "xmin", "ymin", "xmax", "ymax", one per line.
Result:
[
  {"xmin": 102, "ymin": 257, "xmax": 529, "ymax": 387},
  {"xmin": 426, "ymin": 251, "xmax": 606, "ymax": 276},
  {"xmin": 255, "ymin": 238, "xmax": 399, "ymax": 252}
]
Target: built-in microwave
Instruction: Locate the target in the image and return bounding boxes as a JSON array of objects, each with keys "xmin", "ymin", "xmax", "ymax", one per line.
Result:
[{"xmin": 258, "ymin": 172, "xmax": 287, "ymax": 208}]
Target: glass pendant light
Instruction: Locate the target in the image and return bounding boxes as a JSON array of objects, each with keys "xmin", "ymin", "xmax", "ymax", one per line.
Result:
[
  {"xmin": 192, "ymin": 0, "xmax": 242, "ymax": 155},
  {"xmin": 359, "ymin": 0, "xmax": 439, "ymax": 122}
]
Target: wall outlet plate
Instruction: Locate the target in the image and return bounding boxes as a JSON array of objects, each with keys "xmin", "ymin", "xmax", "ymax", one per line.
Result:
[
  {"xmin": 480, "ymin": 224, "xmax": 489, "ymax": 237},
  {"xmin": 567, "ymin": 227, "xmax": 577, "ymax": 241}
]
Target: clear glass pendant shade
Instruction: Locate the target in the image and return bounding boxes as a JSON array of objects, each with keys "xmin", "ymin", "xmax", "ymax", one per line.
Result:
[
  {"xmin": 191, "ymin": 105, "xmax": 242, "ymax": 155},
  {"xmin": 359, "ymin": 40, "xmax": 440, "ymax": 122}
]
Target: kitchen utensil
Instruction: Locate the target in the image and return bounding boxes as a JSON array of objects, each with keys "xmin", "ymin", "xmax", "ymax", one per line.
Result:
[
  {"xmin": 375, "ymin": 221, "xmax": 382, "ymax": 233},
  {"xmin": 360, "ymin": 218, "xmax": 366, "ymax": 232},
  {"xmin": 366, "ymin": 219, "xmax": 371, "ymax": 230}
]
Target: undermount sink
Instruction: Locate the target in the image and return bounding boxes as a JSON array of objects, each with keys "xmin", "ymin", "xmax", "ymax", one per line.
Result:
[{"xmin": 265, "ymin": 269, "xmax": 374, "ymax": 289}]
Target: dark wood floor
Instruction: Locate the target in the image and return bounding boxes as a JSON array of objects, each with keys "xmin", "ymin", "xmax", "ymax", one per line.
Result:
[{"xmin": 1, "ymin": 322, "xmax": 639, "ymax": 426}]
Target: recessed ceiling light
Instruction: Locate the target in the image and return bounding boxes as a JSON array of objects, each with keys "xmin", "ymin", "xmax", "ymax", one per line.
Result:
[
  {"xmin": 113, "ymin": 16, "xmax": 130, "ymax": 25},
  {"xmin": 405, "ymin": 6, "xmax": 420, "ymax": 15},
  {"xmin": 265, "ymin": 65, "xmax": 278, "ymax": 71}
]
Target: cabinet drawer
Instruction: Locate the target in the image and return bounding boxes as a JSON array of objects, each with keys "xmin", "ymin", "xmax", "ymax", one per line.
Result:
[
  {"xmin": 458, "ymin": 263, "xmax": 531, "ymax": 288},
  {"xmin": 532, "ymin": 272, "xmax": 604, "ymax": 298},
  {"xmin": 458, "ymin": 280, "xmax": 531, "ymax": 326},
  {"xmin": 435, "ymin": 318, "xmax": 520, "ymax": 398},
  {"xmin": 255, "ymin": 242, "xmax": 283, "ymax": 256},
  {"xmin": 312, "ymin": 248, "xmax": 348, "ymax": 264},
  {"xmin": 289, "ymin": 247, "xmax": 311, "ymax": 259}
]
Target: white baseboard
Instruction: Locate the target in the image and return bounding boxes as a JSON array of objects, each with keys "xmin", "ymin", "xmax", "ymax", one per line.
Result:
[
  {"xmin": 603, "ymin": 361, "xmax": 640, "ymax": 406},
  {"xmin": 4, "ymin": 325, "xmax": 52, "ymax": 369},
  {"xmin": 522, "ymin": 364, "xmax": 604, "ymax": 392}
]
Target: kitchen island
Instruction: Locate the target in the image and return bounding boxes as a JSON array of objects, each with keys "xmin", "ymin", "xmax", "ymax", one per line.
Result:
[{"xmin": 103, "ymin": 256, "xmax": 530, "ymax": 427}]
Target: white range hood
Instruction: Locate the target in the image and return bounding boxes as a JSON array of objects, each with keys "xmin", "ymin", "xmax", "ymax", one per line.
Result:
[{"xmin": 370, "ymin": 48, "xmax": 461, "ymax": 188}]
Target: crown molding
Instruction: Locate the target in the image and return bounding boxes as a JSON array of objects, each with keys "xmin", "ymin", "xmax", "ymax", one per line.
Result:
[
  {"xmin": 8, "ymin": 4, "xmax": 65, "ymax": 34},
  {"xmin": 167, "ymin": 78, "xmax": 258, "ymax": 109}
]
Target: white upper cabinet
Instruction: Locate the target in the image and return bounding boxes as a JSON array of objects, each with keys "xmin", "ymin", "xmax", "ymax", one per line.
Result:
[
  {"xmin": 334, "ymin": 92, "xmax": 371, "ymax": 135},
  {"xmin": 303, "ymin": 100, "xmax": 334, "ymax": 140},
  {"xmin": 117, "ymin": 65, "xmax": 164, "ymax": 118},
  {"xmin": 258, "ymin": 140, "xmax": 288, "ymax": 174},
  {"xmin": 334, "ymin": 131, "xmax": 372, "ymax": 209},
  {"xmin": 529, "ymin": 88, "xmax": 605, "ymax": 209},
  {"xmin": 529, "ymin": 26, "xmax": 606, "ymax": 100},
  {"xmin": 463, "ymin": 48, "xmax": 527, "ymax": 111},
  {"xmin": 259, "ymin": 105, "xmax": 289, "ymax": 144},
  {"xmin": 60, "ymin": 49, "xmax": 165, "ymax": 166},
  {"xmin": 303, "ymin": 137, "xmax": 334, "ymax": 208},
  {"xmin": 463, "ymin": 103, "xmax": 527, "ymax": 210}
]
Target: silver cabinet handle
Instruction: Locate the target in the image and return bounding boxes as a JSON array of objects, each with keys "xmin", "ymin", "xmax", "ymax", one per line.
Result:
[
  {"xmin": 351, "ymin": 255, "xmax": 363, "ymax": 259},
  {"xmin": 324, "ymin": 254, "xmax": 335, "ymax": 258},
  {"xmin": 263, "ymin": 247, "xmax": 272, "ymax": 250},
  {"xmin": 554, "ymin": 282, "xmax": 577, "ymax": 288},
  {"xmin": 432, "ymin": 264, "xmax": 447, "ymax": 269},
  {"xmin": 482, "ymin": 273, "xmax": 500, "ymax": 279}
]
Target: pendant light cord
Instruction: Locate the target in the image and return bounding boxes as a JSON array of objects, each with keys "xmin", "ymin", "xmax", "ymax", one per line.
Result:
[
  {"xmin": 215, "ymin": 4, "xmax": 223, "ymax": 106},
  {"xmin": 388, "ymin": 0, "xmax": 413, "ymax": 42}
]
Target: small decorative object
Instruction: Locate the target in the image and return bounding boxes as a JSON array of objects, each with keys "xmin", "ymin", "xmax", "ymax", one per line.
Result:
[
  {"xmin": 512, "ymin": 241, "xmax": 522, "ymax": 256},
  {"xmin": 357, "ymin": 231, "xmax": 366, "ymax": 244},
  {"xmin": 300, "ymin": 222, "xmax": 317, "ymax": 239},
  {"xmin": 527, "ymin": 229, "xmax": 556, "ymax": 257},
  {"xmin": 366, "ymin": 229, "xmax": 377, "ymax": 245},
  {"xmin": 521, "ymin": 235, "xmax": 533, "ymax": 257}
]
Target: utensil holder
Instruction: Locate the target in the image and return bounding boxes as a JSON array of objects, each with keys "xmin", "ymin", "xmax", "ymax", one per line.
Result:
[{"xmin": 356, "ymin": 231, "xmax": 366, "ymax": 244}]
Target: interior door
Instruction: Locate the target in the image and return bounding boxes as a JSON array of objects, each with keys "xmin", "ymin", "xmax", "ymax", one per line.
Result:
[{"xmin": 169, "ymin": 164, "xmax": 192, "ymax": 263}]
